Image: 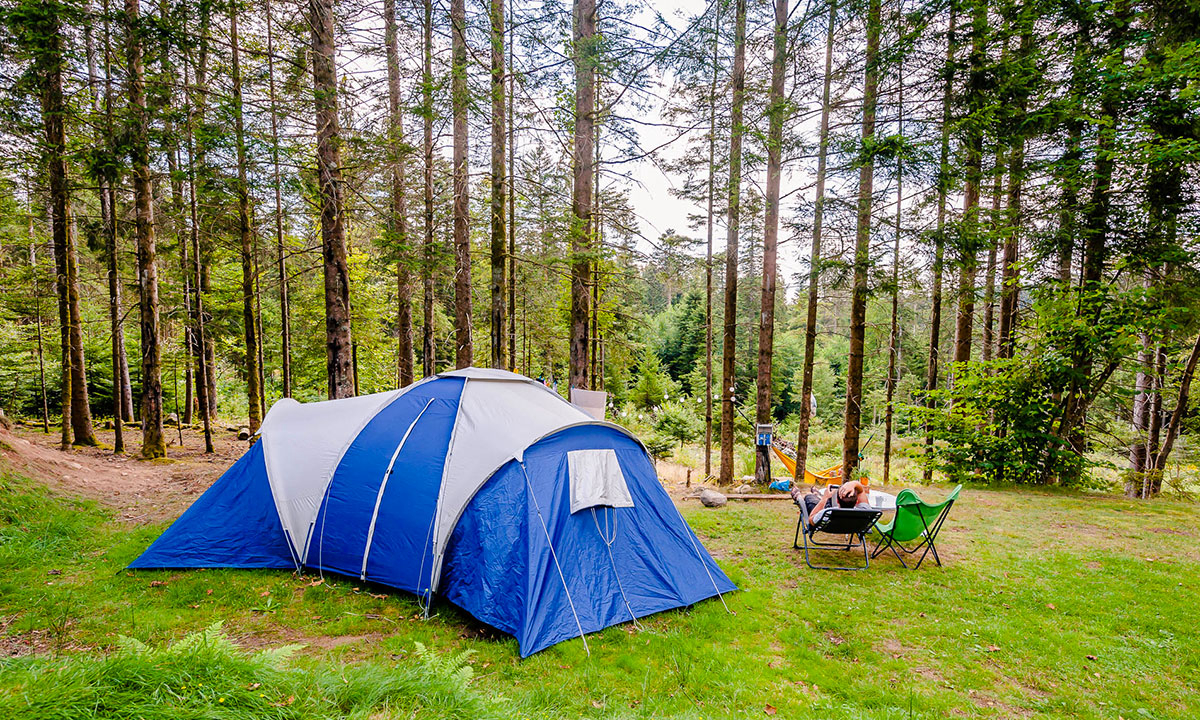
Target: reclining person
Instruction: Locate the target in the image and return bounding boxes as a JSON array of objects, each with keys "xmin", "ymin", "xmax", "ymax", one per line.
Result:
[{"xmin": 797, "ymin": 480, "xmax": 870, "ymax": 525}]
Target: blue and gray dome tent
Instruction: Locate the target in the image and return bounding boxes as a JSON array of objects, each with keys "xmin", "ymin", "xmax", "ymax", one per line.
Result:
[{"xmin": 131, "ymin": 368, "xmax": 735, "ymax": 656}]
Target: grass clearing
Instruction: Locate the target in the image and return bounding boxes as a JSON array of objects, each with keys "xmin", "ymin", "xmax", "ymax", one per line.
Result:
[{"xmin": 1, "ymin": 455, "xmax": 1198, "ymax": 718}]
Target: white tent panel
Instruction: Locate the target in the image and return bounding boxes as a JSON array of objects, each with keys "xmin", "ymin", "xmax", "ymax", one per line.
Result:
[
  {"xmin": 260, "ymin": 389, "xmax": 403, "ymax": 560},
  {"xmin": 429, "ymin": 372, "xmax": 590, "ymax": 587}
]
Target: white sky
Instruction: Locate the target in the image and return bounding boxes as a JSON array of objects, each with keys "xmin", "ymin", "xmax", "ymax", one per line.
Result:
[{"xmin": 613, "ymin": 0, "xmax": 835, "ymax": 301}]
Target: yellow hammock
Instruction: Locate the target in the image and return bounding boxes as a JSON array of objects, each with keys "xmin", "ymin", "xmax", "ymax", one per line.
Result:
[{"xmin": 769, "ymin": 446, "xmax": 854, "ymax": 487}]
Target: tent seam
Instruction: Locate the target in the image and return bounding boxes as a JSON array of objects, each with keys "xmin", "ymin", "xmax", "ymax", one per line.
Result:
[
  {"xmin": 297, "ymin": 388, "xmax": 411, "ymax": 562},
  {"xmin": 427, "ymin": 376, "xmax": 471, "ymax": 597},
  {"xmin": 360, "ymin": 397, "xmax": 437, "ymax": 580}
]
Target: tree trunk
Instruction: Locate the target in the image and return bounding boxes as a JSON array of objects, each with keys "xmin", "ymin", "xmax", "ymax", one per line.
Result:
[
  {"xmin": 883, "ymin": 30, "xmax": 903, "ymax": 486},
  {"xmin": 718, "ymin": 0, "xmax": 747, "ymax": 486},
  {"xmin": 1145, "ymin": 345, "xmax": 1165, "ymax": 493},
  {"xmin": 1056, "ymin": 23, "xmax": 1088, "ymax": 289},
  {"xmin": 590, "ymin": 98, "xmax": 601, "ymax": 391},
  {"xmin": 194, "ymin": 5, "xmax": 217, "ymax": 420},
  {"xmin": 310, "ymin": 0, "xmax": 355, "ymax": 398},
  {"xmin": 997, "ymin": 150, "xmax": 1024, "ymax": 360},
  {"xmin": 508, "ymin": 0, "xmax": 518, "ymax": 376},
  {"xmin": 385, "ymin": 0, "xmax": 414, "ymax": 386},
  {"xmin": 755, "ymin": 0, "xmax": 787, "ymax": 484},
  {"xmin": 952, "ymin": 260, "xmax": 977, "ymax": 366},
  {"xmin": 794, "ymin": 0, "xmax": 837, "ymax": 483},
  {"xmin": 953, "ymin": 0, "xmax": 988, "ymax": 369},
  {"xmin": 924, "ymin": 5, "xmax": 957, "ymax": 480},
  {"xmin": 26, "ymin": 191, "xmax": 51, "ymax": 434},
  {"xmin": 66, "ymin": 217, "xmax": 96, "ymax": 446},
  {"xmin": 422, "ymin": 0, "xmax": 436, "ymax": 376},
  {"xmin": 95, "ymin": 0, "xmax": 127, "ymax": 444},
  {"xmin": 265, "ymin": 0, "xmax": 291, "ymax": 398},
  {"xmin": 155, "ymin": 0, "xmax": 190, "ymax": 430},
  {"xmin": 998, "ymin": 19, "xmax": 1033, "ymax": 361},
  {"xmin": 125, "ymin": 0, "xmax": 165, "ymax": 458},
  {"xmin": 181, "ymin": 225, "xmax": 193, "ymax": 428},
  {"xmin": 1138, "ymin": 7, "xmax": 1188, "ymax": 493},
  {"xmin": 31, "ymin": 233, "xmax": 51, "ymax": 435},
  {"xmin": 253, "ymin": 234, "xmax": 267, "ymax": 418},
  {"xmin": 228, "ymin": 6, "xmax": 263, "ymax": 432},
  {"xmin": 1128, "ymin": 321, "xmax": 1152, "ymax": 495},
  {"xmin": 1064, "ymin": 0, "xmax": 1131, "ymax": 454},
  {"xmin": 185, "ymin": 54, "xmax": 214, "ymax": 454},
  {"xmin": 119, "ymin": 310, "xmax": 135, "ymax": 421},
  {"xmin": 704, "ymin": 0, "xmax": 722, "ymax": 479},
  {"xmin": 53, "ymin": 194, "xmax": 71, "ymax": 450},
  {"xmin": 981, "ymin": 152, "xmax": 1002, "ymax": 364},
  {"xmin": 100, "ymin": 0, "xmax": 126, "ymax": 451},
  {"xmin": 38, "ymin": 5, "xmax": 96, "ymax": 448},
  {"xmin": 1152, "ymin": 333, "xmax": 1200, "ymax": 476},
  {"xmin": 451, "ymin": 0, "xmax": 474, "ymax": 369},
  {"xmin": 489, "ymin": 0, "xmax": 507, "ymax": 370},
  {"xmin": 842, "ymin": 0, "xmax": 882, "ymax": 482},
  {"xmin": 569, "ymin": 0, "xmax": 596, "ymax": 390},
  {"xmin": 174, "ymin": 145, "xmax": 194, "ymax": 429}
]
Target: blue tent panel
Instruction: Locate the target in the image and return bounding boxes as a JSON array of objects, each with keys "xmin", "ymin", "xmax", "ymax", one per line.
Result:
[
  {"xmin": 307, "ymin": 376, "xmax": 463, "ymax": 595},
  {"xmin": 441, "ymin": 425, "xmax": 736, "ymax": 657},
  {"xmin": 437, "ymin": 461, "xmax": 529, "ymax": 638},
  {"xmin": 129, "ymin": 441, "xmax": 294, "ymax": 569}
]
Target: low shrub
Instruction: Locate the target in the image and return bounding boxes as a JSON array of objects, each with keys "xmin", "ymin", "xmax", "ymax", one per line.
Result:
[{"xmin": 0, "ymin": 623, "xmax": 504, "ymax": 720}]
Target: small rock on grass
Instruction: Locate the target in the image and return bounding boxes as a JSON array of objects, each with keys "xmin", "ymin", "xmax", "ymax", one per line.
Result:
[{"xmin": 699, "ymin": 489, "xmax": 727, "ymax": 508}]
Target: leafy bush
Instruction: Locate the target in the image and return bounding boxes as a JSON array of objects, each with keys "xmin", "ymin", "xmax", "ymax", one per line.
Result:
[
  {"xmin": 643, "ymin": 434, "xmax": 675, "ymax": 462},
  {"xmin": 654, "ymin": 401, "xmax": 704, "ymax": 448},
  {"xmin": 906, "ymin": 359, "xmax": 1084, "ymax": 485},
  {"xmin": 0, "ymin": 623, "xmax": 503, "ymax": 720},
  {"xmin": 628, "ymin": 354, "xmax": 680, "ymax": 411}
]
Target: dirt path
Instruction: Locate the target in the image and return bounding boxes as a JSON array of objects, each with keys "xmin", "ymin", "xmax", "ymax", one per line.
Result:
[
  {"xmin": 0, "ymin": 422, "xmax": 740, "ymax": 523},
  {"xmin": 1, "ymin": 423, "xmax": 246, "ymax": 524}
]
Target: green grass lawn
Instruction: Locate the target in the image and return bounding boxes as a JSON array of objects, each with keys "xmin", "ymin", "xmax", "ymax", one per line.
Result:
[{"xmin": 1, "ymin": 465, "xmax": 1198, "ymax": 719}]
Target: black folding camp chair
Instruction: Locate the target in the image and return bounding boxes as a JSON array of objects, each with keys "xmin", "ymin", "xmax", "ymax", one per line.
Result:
[{"xmin": 793, "ymin": 505, "xmax": 883, "ymax": 571}]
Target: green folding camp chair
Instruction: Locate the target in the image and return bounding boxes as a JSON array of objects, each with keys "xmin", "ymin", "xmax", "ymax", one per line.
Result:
[{"xmin": 871, "ymin": 485, "xmax": 961, "ymax": 569}]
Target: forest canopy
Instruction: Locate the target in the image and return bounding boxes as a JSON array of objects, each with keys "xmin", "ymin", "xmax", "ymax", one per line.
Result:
[{"xmin": 0, "ymin": 0, "xmax": 1197, "ymax": 495}]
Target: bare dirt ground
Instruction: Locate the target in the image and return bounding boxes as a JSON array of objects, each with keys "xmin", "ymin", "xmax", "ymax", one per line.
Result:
[
  {"xmin": 0, "ymin": 422, "xmax": 248, "ymax": 524},
  {"xmin": 0, "ymin": 420, "xmax": 762, "ymax": 525}
]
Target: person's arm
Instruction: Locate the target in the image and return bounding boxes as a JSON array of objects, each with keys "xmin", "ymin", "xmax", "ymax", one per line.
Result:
[
  {"xmin": 809, "ymin": 487, "xmax": 835, "ymax": 524},
  {"xmin": 841, "ymin": 480, "xmax": 865, "ymax": 496}
]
